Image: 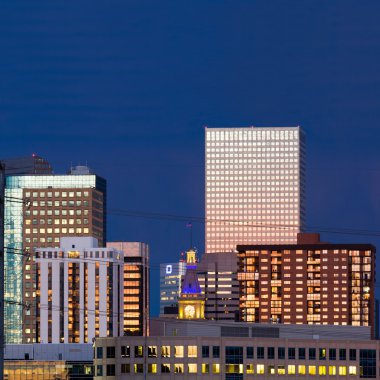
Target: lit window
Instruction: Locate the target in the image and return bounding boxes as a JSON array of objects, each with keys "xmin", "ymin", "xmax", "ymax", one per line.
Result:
[
  {"xmin": 339, "ymin": 366, "xmax": 347, "ymax": 376},
  {"xmin": 174, "ymin": 346, "xmax": 184, "ymax": 358},
  {"xmin": 202, "ymin": 364, "xmax": 209, "ymax": 374},
  {"xmin": 188, "ymin": 364, "xmax": 197, "ymax": 373},
  {"xmin": 161, "ymin": 346, "xmax": 170, "ymax": 358},
  {"xmin": 246, "ymin": 364, "xmax": 254, "ymax": 374},
  {"xmin": 288, "ymin": 365, "xmax": 296, "ymax": 375},
  {"xmin": 329, "ymin": 366, "xmax": 336, "ymax": 375},
  {"xmin": 257, "ymin": 364, "xmax": 265, "ymax": 374},
  {"xmin": 188, "ymin": 346, "xmax": 197, "ymax": 358},
  {"xmin": 319, "ymin": 365, "xmax": 326, "ymax": 375},
  {"xmin": 348, "ymin": 366, "xmax": 356, "ymax": 375},
  {"xmin": 298, "ymin": 365, "xmax": 306, "ymax": 375},
  {"xmin": 212, "ymin": 364, "xmax": 220, "ymax": 374}
]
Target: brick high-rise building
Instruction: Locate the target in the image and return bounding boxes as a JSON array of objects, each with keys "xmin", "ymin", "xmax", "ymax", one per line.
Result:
[
  {"xmin": 4, "ymin": 165, "xmax": 106, "ymax": 343},
  {"xmin": 238, "ymin": 234, "xmax": 375, "ymax": 335},
  {"xmin": 205, "ymin": 126, "xmax": 306, "ymax": 252}
]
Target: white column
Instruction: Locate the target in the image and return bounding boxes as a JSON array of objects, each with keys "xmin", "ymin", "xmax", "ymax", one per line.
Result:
[{"xmin": 39, "ymin": 261, "xmax": 48, "ymax": 344}]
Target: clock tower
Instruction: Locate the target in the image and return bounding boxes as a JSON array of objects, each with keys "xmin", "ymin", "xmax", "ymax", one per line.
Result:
[{"xmin": 178, "ymin": 249, "xmax": 205, "ymax": 320}]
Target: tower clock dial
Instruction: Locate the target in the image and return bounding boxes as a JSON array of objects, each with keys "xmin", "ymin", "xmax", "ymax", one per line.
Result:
[{"xmin": 184, "ymin": 304, "xmax": 195, "ymax": 319}]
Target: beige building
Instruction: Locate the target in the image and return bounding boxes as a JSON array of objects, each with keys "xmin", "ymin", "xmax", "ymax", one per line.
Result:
[
  {"xmin": 93, "ymin": 319, "xmax": 378, "ymax": 379},
  {"xmin": 205, "ymin": 126, "xmax": 306, "ymax": 252}
]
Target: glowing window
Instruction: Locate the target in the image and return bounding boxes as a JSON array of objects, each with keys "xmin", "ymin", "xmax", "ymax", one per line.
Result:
[
  {"xmin": 188, "ymin": 364, "xmax": 197, "ymax": 373},
  {"xmin": 202, "ymin": 364, "xmax": 209, "ymax": 374},
  {"xmin": 257, "ymin": 364, "xmax": 265, "ymax": 374},
  {"xmin": 188, "ymin": 346, "xmax": 197, "ymax": 358},
  {"xmin": 329, "ymin": 366, "xmax": 336, "ymax": 375},
  {"xmin": 212, "ymin": 364, "xmax": 220, "ymax": 374},
  {"xmin": 319, "ymin": 366, "xmax": 326, "ymax": 375},
  {"xmin": 161, "ymin": 346, "xmax": 170, "ymax": 358},
  {"xmin": 298, "ymin": 365, "xmax": 306, "ymax": 375}
]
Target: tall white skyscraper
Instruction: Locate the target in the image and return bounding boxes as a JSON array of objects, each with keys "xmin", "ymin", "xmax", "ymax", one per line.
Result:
[{"xmin": 205, "ymin": 126, "xmax": 305, "ymax": 252}]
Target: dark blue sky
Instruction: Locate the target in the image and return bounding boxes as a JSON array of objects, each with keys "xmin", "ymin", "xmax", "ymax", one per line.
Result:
[{"xmin": 1, "ymin": 1, "xmax": 380, "ymax": 316}]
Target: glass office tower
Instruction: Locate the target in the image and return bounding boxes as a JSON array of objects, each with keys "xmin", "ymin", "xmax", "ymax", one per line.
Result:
[
  {"xmin": 4, "ymin": 169, "xmax": 106, "ymax": 343},
  {"xmin": 205, "ymin": 126, "xmax": 306, "ymax": 253}
]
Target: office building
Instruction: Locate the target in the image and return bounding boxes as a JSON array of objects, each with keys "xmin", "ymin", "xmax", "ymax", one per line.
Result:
[
  {"xmin": 5, "ymin": 343, "xmax": 93, "ymax": 379},
  {"xmin": 2, "ymin": 154, "xmax": 53, "ymax": 175},
  {"xmin": 35, "ymin": 237, "xmax": 124, "ymax": 344},
  {"xmin": 159, "ymin": 261, "xmax": 186, "ymax": 316},
  {"xmin": 107, "ymin": 242, "xmax": 150, "ymax": 336},
  {"xmin": 197, "ymin": 252, "xmax": 239, "ymax": 321},
  {"xmin": 4, "ymin": 165, "xmax": 106, "ymax": 343},
  {"xmin": 237, "ymin": 234, "xmax": 376, "ymax": 335},
  {"xmin": 205, "ymin": 126, "xmax": 306, "ymax": 252},
  {"xmin": 94, "ymin": 319, "xmax": 378, "ymax": 379}
]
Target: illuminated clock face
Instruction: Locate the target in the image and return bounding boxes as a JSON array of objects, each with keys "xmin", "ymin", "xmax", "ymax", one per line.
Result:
[{"xmin": 184, "ymin": 304, "xmax": 195, "ymax": 319}]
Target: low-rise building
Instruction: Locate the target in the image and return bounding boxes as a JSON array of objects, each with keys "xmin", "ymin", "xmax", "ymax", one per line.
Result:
[{"xmin": 94, "ymin": 319, "xmax": 379, "ymax": 379}]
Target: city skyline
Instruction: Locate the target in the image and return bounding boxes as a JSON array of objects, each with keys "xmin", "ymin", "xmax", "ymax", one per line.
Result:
[{"xmin": 1, "ymin": 2, "xmax": 380, "ymax": 319}]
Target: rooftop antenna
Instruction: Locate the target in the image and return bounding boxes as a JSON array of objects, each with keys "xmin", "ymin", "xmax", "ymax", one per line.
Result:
[{"xmin": 186, "ymin": 222, "xmax": 193, "ymax": 250}]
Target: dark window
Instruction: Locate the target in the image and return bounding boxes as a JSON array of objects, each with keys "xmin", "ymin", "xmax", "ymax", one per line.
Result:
[
  {"xmin": 161, "ymin": 364, "xmax": 171, "ymax": 373},
  {"xmin": 319, "ymin": 348, "xmax": 326, "ymax": 360},
  {"xmin": 329, "ymin": 348, "xmax": 336, "ymax": 360},
  {"xmin": 359, "ymin": 349, "xmax": 376, "ymax": 378},
  {"xmin": 298, "ymin": 348, "xmax": 306, "ymax": 360},
  {"xmin": 339, "ymin": 348, "xmax": 346, "ymax": 361},
  {"xmin": 202, "ymin": 346, "xmax": 209, "ymax": 358},
  {"xmin": 309, "ymin": 348, "xmax": 316, "ymax": 360},
  {"xmin": 349, "ymin": 349, "xmax": 356, "ymax": 361},
  {"xmin": 96, "ymin": 347, "xmax": 103, "ymax": 359},
  {"xmin": 257, "ymin": 347, "xmax": 264, "ymax": 359},
  {"xmin": 134, "ymin": 345, "xmax": 144, "ymax": 358},
  {"xmin": 226, "ymin": 346, "xmax": 243, "ymax": 364},
  {"xmin": 135, "ymin": 364, "xmax": 143, "ymax": 373},
  {"xmin": 148, "ymin": 346, "xmax": 157, "ymax": 357},
  {"xmin": 107, "ymin": 346, "xmax": 115, "ymax": 358},
  {"xmin": 106, "ymin": 364, "xmax": 115, "ymax": 376},
  {"xmin": 288, "ymin": 347, "xmax": 295, "ymax": 360},
  {"xmin": 246, "ymin": 347, "xmax": 254, "ymax": 359},
  {"xmin": 278, "ymin": 347, "xmax": 285, "ymax": 360},
  {"xmin": 121, "ymin": 364, "xmax": 130, "ymax": 373},
  {"xmin": 213, "ymin": 346, "xmax": 220, "ymax": 358},
  {"xmin": 96, "ymin": 365, "xmax": 103, "ymax": 376},
  {"xmin": 121, "ymin": 346, "xmax": 130, "ymax": 358}
]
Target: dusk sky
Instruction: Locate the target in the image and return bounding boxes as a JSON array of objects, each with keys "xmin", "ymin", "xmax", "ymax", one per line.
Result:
[{"xmin": 1, "ymin": 1, "xmax": 380, "ymax": 315}]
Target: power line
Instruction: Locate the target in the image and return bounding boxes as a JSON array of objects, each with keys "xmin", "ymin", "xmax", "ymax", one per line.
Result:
[{"xmin": 107, "ymin": 208, "xmax": 380, "ymax": 238}]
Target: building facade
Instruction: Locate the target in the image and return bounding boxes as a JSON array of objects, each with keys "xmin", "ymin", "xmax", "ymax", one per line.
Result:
[
  {"xmin": 2, "ymin": 154, "xmax": 53, "ymax": 175},
  {"xmin": 4, "ymin": 166, "xmax": 106, "ymax": 343},
  {"xmin": 237, "ymin": 235, "xmax": 376, "ymax": 335},
  {"xmin": 205, "ymin": 126, "xmax": 306, "ymax": 252},
  {"xmin": 197, "ymin": 252, "xmax": 240, "ymax": 321},
  {"xmin": 107, "ymin": 242, "xmax": 150, "ymax": 336},
  {"xmin": 94, "ymin": 320, "xmax": 378, "ymax": 379},
  {"xmin": 159, "ymin": 261, "xmax": 186, "ymax": 316},
  {"xmin": 4, "ymin": 343, "xmax": 93, "ymax": 379},
  {"xmin": 34, "ymin": 237, "xmax": 123, "ymax": 344}
]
